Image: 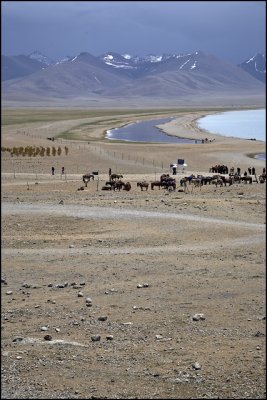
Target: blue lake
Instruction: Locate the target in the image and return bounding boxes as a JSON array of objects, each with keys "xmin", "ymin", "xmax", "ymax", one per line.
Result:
[
  {"xmin": 106, "ymin": 117, "xmax": 200, "ymax": 144},
  {"xmin": 197, "ymin": 109, "xmax": 266, "ymax": 142},
  {"xmin": 106, "ymin": 110, "xmax": 266, "ymax": 160}
]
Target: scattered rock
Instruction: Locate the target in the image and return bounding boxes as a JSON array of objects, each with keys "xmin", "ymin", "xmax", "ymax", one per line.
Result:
[
  {"xmin": 86, "ymin": 297, "xmax": 93, "ymax": 307},
  {"xmin": 254, "ymin": 331, "xmax": 265, "ymax": 337},
  {"xmin": 192, "ymin": 362, "xmax": 201, "ymax": 370},
  {"xmin": 98, "ymin": 316, "xmax": 108, "ymax": 321},
  {"xmin": 12, "ymin": 337, "xmax": 24, "ymax": 343},
  {"xmin": 41, "ymin": 326, "xmax": 48, "ymax": 331},
  {"xmin": 91, "ymin": 335, "xmax": 101, "ymax": 342},
  {"xmin": 192, "ymin": 313, "xmax": 206, "ymax": 321}
]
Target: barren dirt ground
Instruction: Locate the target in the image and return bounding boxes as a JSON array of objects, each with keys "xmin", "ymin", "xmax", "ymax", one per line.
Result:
[{"xmin": 1, "ymin": 109, "xmax": 266, "ymax": 399}]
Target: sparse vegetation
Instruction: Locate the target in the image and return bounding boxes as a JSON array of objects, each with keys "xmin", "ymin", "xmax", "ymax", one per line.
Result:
[{"xmin": 1, "ymin": 145, "xmax": 68, "ymax": 157}]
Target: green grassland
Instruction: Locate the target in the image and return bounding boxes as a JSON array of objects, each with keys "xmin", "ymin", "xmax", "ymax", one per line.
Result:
[
  {"xmin": 2, "ymin": 106, "xmax": 244, "ymax": 142},
  {"xmin": 1, "ymin": 108, "xmax": 180, "ymax": 126}
]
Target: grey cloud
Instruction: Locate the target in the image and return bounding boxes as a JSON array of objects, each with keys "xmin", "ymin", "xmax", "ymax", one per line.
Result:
[{"xmin": 1, "ymin": 1, "xmax": 265, "ymax": 63}]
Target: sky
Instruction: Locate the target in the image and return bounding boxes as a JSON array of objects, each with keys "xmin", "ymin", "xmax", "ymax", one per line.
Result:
[{"xmin": 1, "ymin": 1, "xmax": 266, "ymax": 64}]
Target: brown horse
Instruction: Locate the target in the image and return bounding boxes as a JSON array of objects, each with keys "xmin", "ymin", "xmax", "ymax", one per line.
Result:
[
  {"xmin": 110, "ymin": 173, "xmax": 123, "ymax": 181},
  {"xmin": 137, "ymin": 182, "xmax": 149, "ymax": 191},
  {"xmin": 113, "ymin": 180, "xmax": 125, "ymax": 190},
  {"xmin": 151, "ymin": 181, "xmax": 162, "ymax": 190},
  {"xmin": 123, "ymin": 182, "xmax": 132, "ymax": 191}
]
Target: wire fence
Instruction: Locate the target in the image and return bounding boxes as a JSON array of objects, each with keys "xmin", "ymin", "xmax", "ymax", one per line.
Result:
[{"xmin": 2, "ymin": 138, "xmax": 168, "ymax": 177}]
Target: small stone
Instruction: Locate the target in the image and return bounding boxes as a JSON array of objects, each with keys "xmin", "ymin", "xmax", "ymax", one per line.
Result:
[
  {"xmin": 192, "ymin": 313, "xmax": 206, "ymax": 321},
  {"xmin": 69, "ymin": 245, "xmax": 75, "ymax": 248},
  {"xmin": 254, "ymin": 331, "xmax": 265, "ymax": 337},
  {"xmin": 98, "ymin": 316, "xmax": 108, "ymax": 321},
  {"xmin": 192, "ymin": 362, "xmax": 201, "ymax": 370},
  {"xmin": 44, "ymin": 335, "xmax": 52, "ymax": 341},
  {"xmin": 41, "ymin": 326, "xmax": 48, "ymax": 331},
  {"xmin": 155, "ymin": 335, "xmax": 163, "ymax": 340},
  {"xmin": 91, "ymin": 335, "xmax": 101, "ymax": 342},
  {"xmin": 13, "ymin": 337, "xmax": 24, "ymax": 342},
  {"xmin": 106, "ymin": 335, "xmax": 113, "ymax": 341},
  {"xmin": 137, "ymin": 284, "xmax": 143, "ymax": 288},
  {"xmin": 6, "ymin": 291, "xmax": 13, "ymax": 295},
  {"xmin": 77, "ymin": 291, "xmax": 84, "ymax": 297}
]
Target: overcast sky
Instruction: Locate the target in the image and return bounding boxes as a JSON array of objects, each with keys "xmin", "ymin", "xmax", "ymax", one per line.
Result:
[{"xmin": 1, "ymin": 1, "xmax": 266, "ymax": 64}]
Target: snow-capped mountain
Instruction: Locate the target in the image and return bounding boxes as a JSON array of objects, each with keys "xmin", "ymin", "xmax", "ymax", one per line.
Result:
[
  {"xmin": 98, "ymin": 51, "xmax": 199, "ymax": 75},
  {"xmin": 2, "ymin": 50, "xmax": 265, "ymax": 103},
  {"xmin": 55, "ymin": 56, "xmax": 74, "ymax": 65},
  {"xmin": 28, "ymin": 51, "xmax": 54, "ymax": 66},
  {"xmin": 238, "ymin": 53, "xmax": 266, "ymax": 83}
]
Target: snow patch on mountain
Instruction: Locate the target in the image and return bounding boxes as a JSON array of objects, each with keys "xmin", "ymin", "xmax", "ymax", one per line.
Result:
[{"xmin": 29, "ymin": 51, "xmax": 53, "ymax": 66}]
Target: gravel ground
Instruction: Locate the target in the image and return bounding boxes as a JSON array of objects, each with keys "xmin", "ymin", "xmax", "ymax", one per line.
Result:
[{"xmin": 1, "ymin": 109, "xmax": 266, "ymax": 399}]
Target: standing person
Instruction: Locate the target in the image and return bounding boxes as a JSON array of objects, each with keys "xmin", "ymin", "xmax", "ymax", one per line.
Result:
[
  {"xmin": 51, "ymin": 166, "xmax": 55, "ymax": 175},
  {"xmin": 248, "ymin": 167, "xmax": 252, "ymax": 175},
  {"xmin": 61, "ymin": 167, "xmax": 65, "ymax": 175},
  {"xmin": 237, "ymin": 167, "xmax": 241, "ymax": 176},
  {"xmin": 252, "ymin": 167, "xmax": 255, "ymax": 175},
  {"xmin": 109, "ymin": 168, "xmax": 112, "ymax": 177},
  {"xmin": 172, "ymin": 165, "xmax": 177, "ymax": 175}
]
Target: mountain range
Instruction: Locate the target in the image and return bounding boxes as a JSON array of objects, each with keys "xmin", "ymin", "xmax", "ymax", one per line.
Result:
[{"xmin": 1, "ymin": 50, "xmax": 266, "ymax": 103}]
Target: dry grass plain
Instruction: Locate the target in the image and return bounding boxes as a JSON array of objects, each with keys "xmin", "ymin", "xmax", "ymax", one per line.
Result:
[{"xmin": 1, "ymin": 107, "xmax": 266, "ymax": 399}]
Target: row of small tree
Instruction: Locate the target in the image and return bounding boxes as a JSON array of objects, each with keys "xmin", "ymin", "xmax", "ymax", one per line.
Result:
[{"xmin": 1, "ymin": 146, "xmax": 69, "ymax": 157}]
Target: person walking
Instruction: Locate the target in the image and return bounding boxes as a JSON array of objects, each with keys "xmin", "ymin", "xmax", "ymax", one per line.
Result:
[
  {"xmin": 51, "ymin": 166, "xmax": 55, "ymax": 175},
  {"xmin": 61, "ymin": 167, "xmax": 65, "ymax": 175}
]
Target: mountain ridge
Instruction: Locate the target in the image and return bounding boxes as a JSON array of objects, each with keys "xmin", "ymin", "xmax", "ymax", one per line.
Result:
[{"xmin": 2, "ymin": 50, "xmax": 265, "ymax": 103}]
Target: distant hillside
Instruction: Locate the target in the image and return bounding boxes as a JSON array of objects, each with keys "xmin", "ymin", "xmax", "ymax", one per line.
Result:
[
  {"xmin": 238, "ymin": 53, "xmax": 266, "ymax": 83},
  {"xmin": 2, "ymin": 50, "xmax": 265, "ymax": 104}
]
